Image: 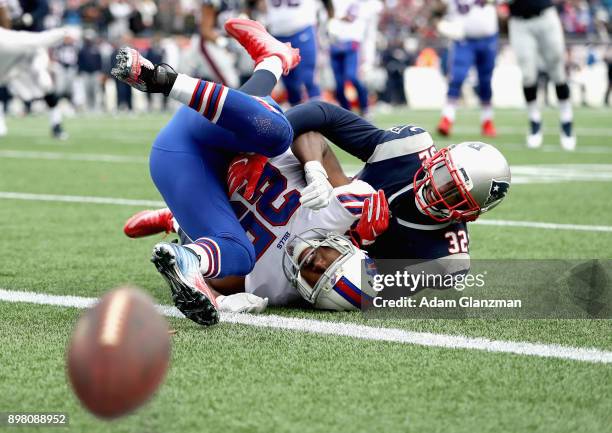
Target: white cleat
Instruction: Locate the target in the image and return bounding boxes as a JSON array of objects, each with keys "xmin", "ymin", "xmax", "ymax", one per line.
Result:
[
  {"xmin": 527, "ymin": 132, "xmax": 543, "ymax": 149},
  {"xmin": 560, "ymin": 134, "xmax": 576, "ymax": 151}
]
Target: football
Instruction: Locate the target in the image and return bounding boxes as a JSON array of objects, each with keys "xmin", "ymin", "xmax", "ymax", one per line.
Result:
[{"xmin": 66, "ymin": 286, "xmax": 171, "ymax": 419}]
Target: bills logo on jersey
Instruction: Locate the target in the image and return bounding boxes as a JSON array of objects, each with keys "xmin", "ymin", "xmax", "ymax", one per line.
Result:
[{"xmin": 485, "ymin": 179, "xmax": 509, "ymax": 206}]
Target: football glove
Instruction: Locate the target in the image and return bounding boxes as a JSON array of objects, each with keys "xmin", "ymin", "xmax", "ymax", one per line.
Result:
[
  {"xmin": 227, "ymin": 153, "xmax": 268, "ymax": 200},
  {"xmin": 300, "ymin": 161, "xmax": 333, "ymax": 210},
  {"xmin": 351, "ymin": 189, "xmax": 389, "ymax": 246},
  {"xmin": 216, "ymin": 293, "xmax": 268, "ymax": 314}
]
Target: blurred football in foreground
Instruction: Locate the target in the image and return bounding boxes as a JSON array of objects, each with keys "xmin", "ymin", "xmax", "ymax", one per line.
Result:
[{"xmin": 67, "ymin": 286, "xmax": 171, "ymax": 419}]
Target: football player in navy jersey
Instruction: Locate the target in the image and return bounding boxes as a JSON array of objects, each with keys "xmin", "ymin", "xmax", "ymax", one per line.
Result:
[{"xmin": 283, "ymin": 100, "xmax": 511, "ymax": 275}]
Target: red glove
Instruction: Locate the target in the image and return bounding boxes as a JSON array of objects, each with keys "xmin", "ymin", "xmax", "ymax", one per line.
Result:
[
  {"xmin": 227, "ymin": 154, "xmax": 268, "ymax": 200},
  {"xmin": 351, "ymin": 189, "xmax": 389, "ymax": 246}
]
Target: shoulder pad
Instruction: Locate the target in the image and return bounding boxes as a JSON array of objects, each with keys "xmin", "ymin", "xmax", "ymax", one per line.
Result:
[{"xmin": 367, "ymin": 125, "xmax": 434, "ymax": 164}]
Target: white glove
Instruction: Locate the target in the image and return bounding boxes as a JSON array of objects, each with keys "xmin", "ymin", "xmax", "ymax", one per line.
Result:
[
  {"xmin": 300, "ymin": 161, "xmax": 333, "ymax": 210},
  {"xmin": 216, "ymin": 293, "xmax": 268, "ymax": 314}
]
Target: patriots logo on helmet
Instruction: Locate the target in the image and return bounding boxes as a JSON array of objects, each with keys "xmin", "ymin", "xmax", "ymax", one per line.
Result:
[
  {"xmin": 467, "ymin": 142, "xmax": 485, "ymax": 151},
  {"xmin": 485, "ymin": 179, "xmax": 510, "ymax": 206}
]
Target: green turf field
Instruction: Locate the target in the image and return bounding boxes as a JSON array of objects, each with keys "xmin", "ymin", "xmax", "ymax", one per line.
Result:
[{"xmin": 0, "ymin": 108, "xmax": 611, "ymax": 433}]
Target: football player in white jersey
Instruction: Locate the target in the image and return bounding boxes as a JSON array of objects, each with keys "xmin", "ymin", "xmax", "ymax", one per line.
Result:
[
  {"xmin": 124, "ymin": 149, "xmax": 385, "ymax": 315},
  {"xmin": 181, "ymin": 0, "xmax": 245, "ymax": 88},
  {"xmin": 0, "ymin": 22, "xmax": 72, "ymax": 138},
  {"xmin": 435, "ymin": 0, "xmax": 499, "ymax": 138},
  {"xmin": 114, "ymin": 19, "xmax": 385, "ymax": 323},
  {"xmin": 264, "ymin": 0, "xmax": 334, "ymax": 105}
]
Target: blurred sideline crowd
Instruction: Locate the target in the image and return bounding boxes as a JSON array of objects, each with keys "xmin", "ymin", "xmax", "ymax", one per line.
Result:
[{"xmin": 1, "ymin": 0, "xmax": 612, "ymax": 116}]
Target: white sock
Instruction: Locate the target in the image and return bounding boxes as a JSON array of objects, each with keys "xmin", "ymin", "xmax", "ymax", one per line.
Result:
[
  {"xmin": 49, "ymin": 106, "xmax": 62, "ymax": 127},
  {"xmin": 480, "ymin": 105, "xmax": 493, "ymax": 122},
  {"xmin": 442, "ymin": 102, "xmax": 456, "ymax": 122},
  {"xmin": 0, "ymin": 104, "xmax": 6, "ymax": 135},
  {"xmin": 169, "ymin": 73, "xmax": 203, "ymax": 106},
  {"xmin": 559, "ymin": 99, "xmax": 573, "ymax": 124},
  {"xmin": 528, "ymin": 102, "xmax": 541, "ymax": 124},
  {"xmin": 254, "ymin": 56, "xmax": 283, "ymax": 82}
]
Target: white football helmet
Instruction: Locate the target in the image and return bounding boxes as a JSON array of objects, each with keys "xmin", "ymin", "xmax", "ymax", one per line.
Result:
[
  {"xmin": 282, "ymin": 229, "xmax": 378, "ymax": 311},
  {"xmin": 414, "ymin": 142, "xmax": 511, "ymax": 222}
]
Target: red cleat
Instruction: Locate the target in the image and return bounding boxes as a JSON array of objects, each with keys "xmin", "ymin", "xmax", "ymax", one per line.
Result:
[
  {"xmin": 482, "ymin": 119, "xmax": 497, "ymax": 137},
  {"xmin": 124, "ymin": 208, "xmax": 175, "ymax": 238},
  {"xmin": 224, "ymin": 18, "xmax": 300, "ymax": 75},
  {"xmin": 437, "ymin": 116, "xmax": 453, "ymax": 136}
]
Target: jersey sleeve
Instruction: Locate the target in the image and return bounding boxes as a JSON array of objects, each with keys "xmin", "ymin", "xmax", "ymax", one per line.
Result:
[
  {"xmin": 286, "ymin": 101, "xmax": 435, "ymax": 164},
  {"xmin": 300, "ymin": 179, "xmax": 375, "ymax": 233},
  {"xmin": 285, "ymin": 101, "xmax": 386, "ymax": 162}
]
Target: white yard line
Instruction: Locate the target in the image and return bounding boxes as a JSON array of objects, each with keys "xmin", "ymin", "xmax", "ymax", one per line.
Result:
[
  {"xmin": 474, "ymin": 219, "xmax": 612, "ymax": 233},
  {"xmin": 0, "ymin": 191, "xmax": 164, "ymax": 207},
  {"xmin": 0, "ymin": 150, "xmax": 148, "ymax": 163},
  {"xmin": 0, "ymin": 288, "xmax": 610, "ymax": 364},
  {"xmin": 2, "ymin": 191, "xmax": 612, "ymax": 233}
]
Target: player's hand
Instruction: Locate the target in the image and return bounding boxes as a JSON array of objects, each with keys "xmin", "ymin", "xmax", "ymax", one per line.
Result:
[
  {"xmin": 351, "ymin": 189, "xmax": 389, "ymax": 246},
  {"xmin": 227, "ymin": 153, "xmax": 268, "ymax": 200},
  {"xmin": 216, "ymin": 293, "xmax": 268, "ymax": 314},
  {"xmin": 300, "ymin": 161, "xmax": 333, "ymax": 210}
]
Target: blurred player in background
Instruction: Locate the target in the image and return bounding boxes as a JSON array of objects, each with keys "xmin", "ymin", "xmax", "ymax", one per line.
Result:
[
  {"xmin": 327, "ymin": 0, "xmax": 369, "ymax": 115},
  {"xmin": 435, "ymin": 0, "xmax": 499, "ymax": 138},
  {"xmin": 0, "ymin": 1, "xmax": 70, "ymax": 139},
  {"xmin": 264, "ymin": 0, "xmax": 334, "ymax": 105},
  {"xmin": 184, "ymin": 0, "xmax": 246, "ymax": 88},
  {"xmin": 505, "ymin": 0, "xmax": 576, "ymax": 150}
]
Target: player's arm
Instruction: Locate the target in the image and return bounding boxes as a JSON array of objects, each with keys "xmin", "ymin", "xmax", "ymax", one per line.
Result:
[
  {"xmin": 200, "ymin": 3, "xmax": 219, "ymax": 42},
  {"xmin": 0, "ymin": 27, "xmax": 70, "ymax": 53},
  {"xmin": 0, "ymin": 3, "xmax": 10, "ymax": 28},
  {"xmin": 292, "ymin": 132, "xmax": 351, "ymax": 187},
  {"xmin": 286, "ymin": 101, "xmax": 386, "ymax": 162},
  {"xmin": 321, "ymin": 0, "xmax": 334, "ymax": 18}
]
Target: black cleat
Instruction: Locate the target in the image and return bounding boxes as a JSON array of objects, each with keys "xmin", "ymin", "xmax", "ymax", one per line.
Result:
[
  {"xmin": 111, "ymin": 47, "xmax": 177, "ymax": 96},
  {"xmin": 151, "ymin": 242, "xmax": 219, "ymax": 326}
]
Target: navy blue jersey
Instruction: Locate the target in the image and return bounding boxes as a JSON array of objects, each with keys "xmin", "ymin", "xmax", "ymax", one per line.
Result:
[
  {"xmin": 354, "ymin": 125, "xmax": 468, "ymax": 260},
  {"xmin": 286, "ymin": 101, "xmax": 469, "ymax": 261}
]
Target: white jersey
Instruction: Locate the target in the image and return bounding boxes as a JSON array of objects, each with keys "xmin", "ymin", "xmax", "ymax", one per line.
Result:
[
  {"xmin": 230, "ymin": 150, "xmax": 375, "ymax": 305},
  {"xmin": 328, "ymin": 0, "xmax": 367, "ymax": 43},
  {"xmin": 0, "ymin": 27, "xmax": 67, "ymax": 84},
  {"xmin": 265, "ymin": 0, "xmax": 318, "ymax": 37},
  {"xmin": 444, "ymin": 0, "xmax": 498, "ymax": 39}
]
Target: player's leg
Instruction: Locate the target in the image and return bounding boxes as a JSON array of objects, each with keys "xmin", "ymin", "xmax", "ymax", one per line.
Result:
[
  {"xmin": 509, "ymin": 18, "xmax": 541, "ymax": 148},
  {"xmin": 344, "ymin": 45, "xmax": 368, "ymax": 115},
  {"xmin": 44, "ymin": 93, "xmax": 68, "ymax": 140},
  {"xmin": 538, "ymin": 8, "xmax": 574, "ymax": 151},
  {"xmin": 475, "ymin": 35, "xmax": 498, "ymax": 137},
  {"xmin": 113, "ymin": 48, "xmax": 292, "ymax": 157},
  {"xmin": 439, "ymin": 40, "xmax": 473, "ymax": 136},
  {"xmin": 330, "ymin": 49, "xmax": 350, "ymax": 110},
  {"xmin": 293, "ymin": 26, "xmax": 321, "ymax": 101},
  {"xmin": 149, "ymin": 148, "xmax": 256, "ymax": 278}
]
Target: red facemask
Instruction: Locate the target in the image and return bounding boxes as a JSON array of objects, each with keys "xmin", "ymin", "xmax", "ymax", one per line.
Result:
[{"xmin": 413, "ymin": 147, "xmax": 480, "ymax": 222}]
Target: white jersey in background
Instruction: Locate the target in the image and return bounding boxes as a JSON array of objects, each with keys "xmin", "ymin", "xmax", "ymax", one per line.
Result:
[
  {"xmin": 0, "ymin": 27, "xmax": 70, "ymax": 99},
  {"xmin": 444, "ymin": 0, "xmax": 498, "ymax": 39},
  {"xmin": 265, "ymin": 0, "xmax": 318, "ymax": 37},
  {"xmin": 230, "ymin": 150, "xmax": 374, "ymax": 305},
  {"xmin": 328, "ymin": 0, "xmax": 366, "ymax": 43}
]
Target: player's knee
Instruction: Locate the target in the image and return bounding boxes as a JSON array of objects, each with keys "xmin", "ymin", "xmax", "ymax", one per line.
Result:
[
  {"xmin": 447, "ymin": 80, "xmax": 463, "ymax": 99},
  {"xmin": 555, "ymin": 83, "xmax": 570, "ymax": 101},
  {"xmin": 258, "ymin": 118, "xmax": 293, "ymax": 157},
  {"xmin": 44, "ymin": 93, "xmax": 59, "ymax": 108},
  {"xmin": 523, "ymin": 85, "xmax": 538, "ymax": 103},
  {"xmin": 218, "ymin": 235, "xmax": 256, "ymax": 275}
]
